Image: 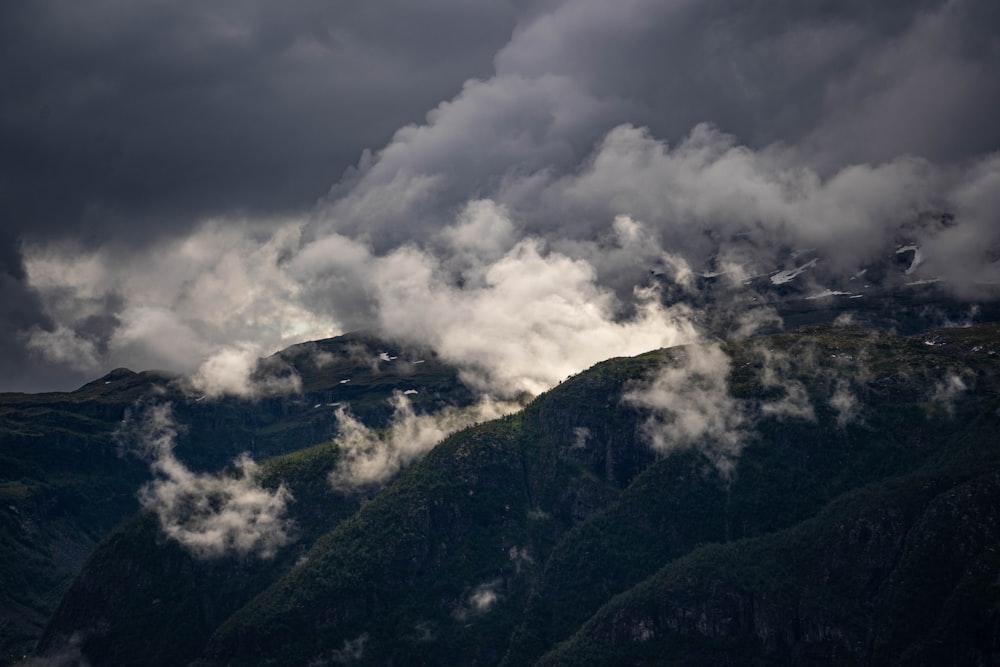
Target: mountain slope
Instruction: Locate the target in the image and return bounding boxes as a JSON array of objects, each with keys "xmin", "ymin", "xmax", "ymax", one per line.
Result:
[
  {"xmin": 0, "ymin": 332, "xmax": 470, "ymax": 664},
  {"xmin": 32, "ymin": 322, "xmax": 1000, "ymax": 665},
  {"xmin": 537, "ymin": 466, "xmax": 1000, "ymax": 666}
]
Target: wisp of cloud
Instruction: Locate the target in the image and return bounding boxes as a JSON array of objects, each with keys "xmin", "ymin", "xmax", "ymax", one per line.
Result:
[
  {"xmin": 119, "ymin": 403, "xmax": 294, "ymax": 559},
  {"xmin": 328, "ymin": 391, "xmax": 522, "ymax": 491}
]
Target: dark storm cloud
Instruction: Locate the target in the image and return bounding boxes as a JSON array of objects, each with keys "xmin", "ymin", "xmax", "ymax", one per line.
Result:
[
  {"xmin": 0, "ymin": 0, "xmax": 515, "ymax": 239},
  {"xmin": 3, "ymin": 0, "xmax": 999, "ymax": 393},
  {"xmin": 494, "ymin": 0, "xmax": 1000, "ymax": 165},
  {"xmin": 0, "ymin": 0, "xmax": 517, "ymax": 390},
  {"xmin": 311, "ymin": 0, "xmax": 1000, "ymax": 248}
]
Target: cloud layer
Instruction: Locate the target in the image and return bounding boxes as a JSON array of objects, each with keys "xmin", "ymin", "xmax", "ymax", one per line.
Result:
[{"xmin": 4, "ymin": 0, "xmax": 1000, "ymax": 392}]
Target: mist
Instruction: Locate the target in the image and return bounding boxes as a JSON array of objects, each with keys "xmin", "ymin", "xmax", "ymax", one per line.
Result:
[
  {"xmin": 118, "ymin": 403, "xmax": 294, "ymax": 559},
  {"xmin": 624, "ymin": 343, "xmax": 746, "ymax": 478}
]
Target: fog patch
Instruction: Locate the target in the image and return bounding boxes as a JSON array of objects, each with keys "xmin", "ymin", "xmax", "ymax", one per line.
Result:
[
  {"xmin": 829, "ymin": 378, "xmax": 862, "ymax": 428},
  {"xmin": 190, "ymin": 343, "xmax": 302, "ymax": 399},
  {"xmin": 756, "ymin": 347, "xmax": 817, "ymax": 422},
  {"xmin": 329, "ymin": 633, "xmax": 369, "ymax": 663},
  {"xmin": 454, "ymin": 579, "xmax": 502, "ymax": 622},
  {"xmin": 729, "ymin": 307, "xmax": 784, "ymax": 340},
  {"xmin": 22, "ymin": 632, "xmax": 90, "ymax": 667},
  {"xmin": 930, "ymin": 372, "xmax": 969, "ymax": 416},
  {"xmin": 624, "ymin": 343, "xmax": 746, "ymax": 478},
  {"xmin": 328, "ymin": 392, "xmax": 522, "ymax": 492},
  {"xmin": 24, "ymin": 325, "xmax": 101, "ymax": 374},
  {"xmin": 571, "ymin": 427, "xmax": 591, "ymax": 449},
  {"xmin": 118, "ymin": 403, "xmax": 293, "ymax": 559}
]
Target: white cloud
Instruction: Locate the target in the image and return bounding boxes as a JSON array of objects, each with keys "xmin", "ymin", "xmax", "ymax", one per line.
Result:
[
  {"xmin": 829, "ymin": 378, "xmax": 861, "ymax": 428},
  {"xmin": 624, "ymin": 343, "xmax": 746, "ymax": 478},
  {"xmin": 930, "ymin": 372, "xmax": 969, "ymax": 416},
  {"xmin": 120, "ymin": 403, "xmax": 294, "ymax": 559},
  {"xmin": 21, "ymin": 219, "xmax": 337, "ymax": 389},
  {"xmin": 190, "ymin": 343, "xmax": 302, "ymax": 399},
  {"xmin": 453, "ymin": 579, "xmax": 503, "ymax": 622},
  {"xmin": 328, "ymin": 392, "xmax": 522, "ymax": 491},
  {"xmin": 370, "ymin": 227, "xmax": 697, "ymax": 397},
  {"xmin": 24, "ymin": 325, "xmax": 101, "ymax": 374},
  {"xmin": 756, "ymin": 347, "xmax": 817, "ymax": 422}
]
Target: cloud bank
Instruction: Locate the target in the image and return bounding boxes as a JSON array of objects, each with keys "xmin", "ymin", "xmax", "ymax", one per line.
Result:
[{"xmin": 6, "ymin": 0, "xmax": 1000, "ymax": 393}]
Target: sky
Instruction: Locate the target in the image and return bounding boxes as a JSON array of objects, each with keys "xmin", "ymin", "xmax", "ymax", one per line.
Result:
[{"xmin": 2, "ymin": 0, "xmax": 999, "ymax": 393}]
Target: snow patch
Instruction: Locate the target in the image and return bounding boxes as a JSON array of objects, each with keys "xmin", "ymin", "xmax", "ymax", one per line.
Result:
[
  {"xmin": 805, "ymin": 289, "xmax": 855, "ymax": 300},
  {"xmin": 770, "ymin": 258, "xmax": 818, "ymax": 285},
  {"xmin": 895, "ymin": 244, "xmax": 925, "ymax": 275}
]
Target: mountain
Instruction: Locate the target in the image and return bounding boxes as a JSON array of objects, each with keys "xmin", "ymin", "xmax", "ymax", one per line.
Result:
[
  {"xmin": 30, "ymin": 321, "xmax": 1000, "ymax": 666},
  {"xmin": 0, "ymin": 333, "xmax": 471, "ymax": 664}
]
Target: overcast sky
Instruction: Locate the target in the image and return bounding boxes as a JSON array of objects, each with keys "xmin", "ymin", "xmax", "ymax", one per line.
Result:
[{"xmin": 2, "ymin": 0, "xmax": 998, "ymax": 393}]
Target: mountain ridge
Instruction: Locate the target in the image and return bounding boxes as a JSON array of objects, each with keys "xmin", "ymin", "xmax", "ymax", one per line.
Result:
[{"xmin": 29, "ymin": 321, "xmax": 1000, "ymax": 665}]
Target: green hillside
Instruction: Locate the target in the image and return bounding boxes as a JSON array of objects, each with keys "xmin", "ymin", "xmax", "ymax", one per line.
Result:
[
  {"xmin": 30, "ymin": 322, "xmax": 1000, "ymax": 665},
  {"xmin": 0, "ymin": 332, "xmax": 470, "ymax": 664}
]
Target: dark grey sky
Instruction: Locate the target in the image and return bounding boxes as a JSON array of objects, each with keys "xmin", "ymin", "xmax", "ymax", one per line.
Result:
[
  {"xmin": 2, "ymin": 0, "xmax": 998, "ymax": 393},
  {"xmin": 0, "ymin": 0, "xmax": 517, "ymax": 390}
]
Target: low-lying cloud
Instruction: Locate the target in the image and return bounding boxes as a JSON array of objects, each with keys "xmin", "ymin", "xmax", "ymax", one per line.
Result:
[
  {"xmin": 119, "ymin": 403, "xmax": 294, "ymax": 559},
  {"xmin": 190, "ymin": 343, "xmax": 303, "ymax": 399},
  {"xmin": 624, "ymin": 343, "xmax": 746, "ymax": 478},
  {"xmin": 623, "ymin": 332, "xmax": 895, "ymax": 474},
  {"xmin": 11, "ymin": 0, "xmax": 1000, "ymax": 398},
  {"xmin": 328, "ymin": 391, "xmax": 522, "ymax": 491},
  {"xmin": 829, "ymin": 379, "xmax": 862, "ymax": 428},
  {"xmin": 453, "ymin": 579, "xmax": 503, "ymax": 622},
  {"xmin": 756, "ymin": 346, "xmax": 817, "ymax": 422},
  {"xmin": 930, "ymin": 372, "xmax": 970, "ymax": 415}
]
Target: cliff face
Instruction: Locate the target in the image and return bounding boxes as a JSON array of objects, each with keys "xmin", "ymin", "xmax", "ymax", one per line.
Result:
[{"xmin": 32, "ymin": 323, "xmax": 1000, "ymax": 666}]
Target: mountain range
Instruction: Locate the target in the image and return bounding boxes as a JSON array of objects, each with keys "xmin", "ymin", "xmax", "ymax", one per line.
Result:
[{"xmin": 4, "ymin": 315, "xmax": 998, "ymax": 665}]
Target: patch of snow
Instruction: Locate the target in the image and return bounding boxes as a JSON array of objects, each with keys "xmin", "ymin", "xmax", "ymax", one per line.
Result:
[
  {"xmin": 403, "ymin": 389, "xmax": 419, "ymax": 395},
  {"xmin": 697, "ymin": 265, "xmax": 741, "ymax": 278},
  {"xmin": 850, "ymin": 269, "xmax": 867, "ymax": 281},
  {"xmin": 379, "ymin": 352, "xmax": 398, "ymax": 362},
  {"xmin": 313, "ymin": 403, "xmax": 322, "ymax": 409},
  {"xmin": 805, "ymin": 289, "xmax": 854, "ymax": 300},
  {"xmin": 412, "ymin": 360, "xmax": 425, "ymax": 364},
  {"xmin": 770, "ymin": 258, "xmax": 818, "ymax": 285},
  {"xmin": 895, "ymin": 245, "xmax": 924, "ymax": 275},
  {"xmin": 340, "ymin": 379, "xmax": 351, "ymax": 384},
  {"xmin": 906, "ymin": 278, "xmax": 942, "ymax": 286}
]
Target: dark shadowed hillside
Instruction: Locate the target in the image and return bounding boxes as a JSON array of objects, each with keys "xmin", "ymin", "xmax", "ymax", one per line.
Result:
[
  {"xmin": 0, "ymin": 332, "xmax": 471, "ymax": 664},
  {"xmin": 31, "ymin": 322, "xmax": 1000, "ymax": 666}
]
